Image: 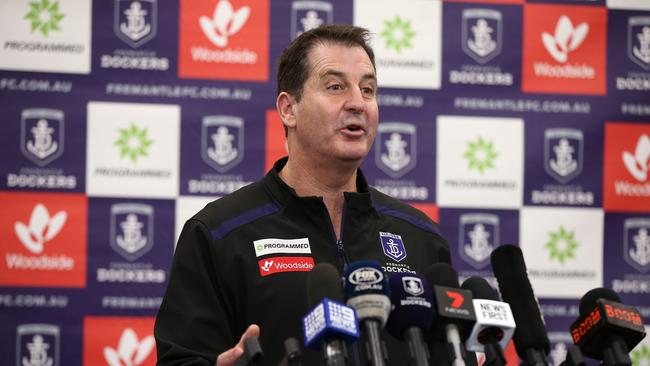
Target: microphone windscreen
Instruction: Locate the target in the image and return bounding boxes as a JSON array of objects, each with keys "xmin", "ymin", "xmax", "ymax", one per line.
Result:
[
  {"xmin": 343, "ymin": 260, "xmax": 389, "ymax": 297},
  {"xmin": 385, "ymin": 273, "xmax": 434, "ymax": 339},
  {"xmin": 578, "ymin": 287, "xmax": 621, "ymax": 316},
  {"xmin": 424, "ymin": 262, "xmax": 460, "ymax": 287},
  {"xmin": 490, "ymin": 245, "xmax": 550, "ymax": 357},
  {"xmin": 307, "ymin": 263, "xmax": 343, "ymax": 308},
  {"xmin": 461, "ymin": 277, "xmax": 498, "ymax": 301}
]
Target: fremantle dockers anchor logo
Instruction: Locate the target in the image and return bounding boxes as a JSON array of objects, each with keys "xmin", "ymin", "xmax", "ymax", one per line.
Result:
[
  {"xmin": 376, "ymin": 123, "xmax": 416, "ymax": 179},
  {"xmin": 462, "ymin": 9, "xmax": 502, "ymax": 64},
  {"xmin": 402, "ymin": 276, "xmax": 424, "ymax": 296},
  {"xmin": 201, "ymin": 115, "xmax": 244, "ymax": 173},
  {"xmin": 459, "ymin": 213, "xmax": 499, "ymax": 269},
  {"xmin": 115, "ymin": 0, "xmax": 157, "ymax": 48},
  {"xmin": 291, "ymin": 1, "xmax": 332, "ymax": 40},
  {"xmin": 21, "ymin": 109, "xmax": 64, "ymax": 167},
  {"xmin": 379, "ymin": 232, "xmax": 407, "ymax": 262},
  {"xmin": 110, "ymin": 203, "xmax": 154, "ymax": 261},
  {"xmin": 17, "ymin": 324, "xmax": 59, "ymax": 366},
  {"xmin": 629, "ymin": 16, "xmax": 650, "ymax": 71},
  {"xmin": 624, "ymin": 218, "xmax": 650, "ymax": 273},
  {"xmin": 544, "ymin": 128, "xmax": 583, "ymax": 184}
]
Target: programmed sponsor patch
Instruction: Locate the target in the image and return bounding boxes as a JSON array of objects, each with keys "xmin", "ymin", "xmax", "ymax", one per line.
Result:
[{"xmin": 253, "ymin": 238, "xmax": 311, "ymax": 257}]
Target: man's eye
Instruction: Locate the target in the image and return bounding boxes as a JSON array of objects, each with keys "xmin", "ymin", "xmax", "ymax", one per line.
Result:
[
  {"xmin": 328, "ymin": 84, "xmax": 343, "ymax": 91},
  {"xmin": 362, "ymin": 87, "xmax": 375, "ymax": 95}
]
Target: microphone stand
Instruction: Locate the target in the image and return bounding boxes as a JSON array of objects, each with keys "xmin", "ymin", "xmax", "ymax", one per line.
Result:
[
  {"xmin": 601, "ymin": 336, "xmax": 632, "ymax": 366},
  {"xmin": 483, "ymin": 342, "xmax": 506, "ymax": 366},
  {"xmin": 404, "ymin": 327, "xmax": 429, "ymax": 366},
  {"xmin": 522, "ymin": 348, "xmax": 547, "ymax": 366},
  {"xmin": 559, "ymin": 345, "xmax": 586, "ymax": 366},
  {"xmin": 360, "ymin": 320, "xmax": 388, "ymax": 366}
]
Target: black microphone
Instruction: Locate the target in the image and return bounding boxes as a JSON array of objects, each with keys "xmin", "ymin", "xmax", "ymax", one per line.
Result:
[
  {"xmin": 570, "ymin": 287, "xmax": 646, "ymax": 366},
  {"xmin": 461, "ymin": 277, "xmax": 516, "ymax": 366},
  {"xmin": 303, "ymin": 263, "xmax": 360, "ymax": 366},
  {"xmin": 343, "ymin": 260, "xmax": 390, "ymax": 366},
  {"xmin": 386, "ymin": 272, "xmax": 433, "ymax": 366},
  {"xmin": 277, "ymin": 337, "xmax": 302, "ymax": 366},
  {"xmin": 425, "ymin": 263, "xmax": 476, "ymax": 366},
  {"xmin": 491, "ymin": 244, "xmax": 549, "ymax": 366}
]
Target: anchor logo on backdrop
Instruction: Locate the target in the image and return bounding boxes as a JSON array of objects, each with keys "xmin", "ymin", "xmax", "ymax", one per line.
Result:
[
  {"xmin": 544, "ymin": 128, "xmax": 583, "ymax": 184},
  {"xmin": 17, "ymin": 324, "xmax": 59, "ymax": 366},
  {"xmin": 379, "ymin": 232, "xmax": 407, "ymax": 262},
  {"xmin": 376, "ymin": 123, "xmax": 416, "ymax": 179},
  {"xmin": 628, "ymin": 16, "xmax": 650, "ymax": 71},
  {"xmin": 201, "ymin": 115, "xmax": 244, "ymax": 173},
  {"xmin": 402, "ymin": 276, "xmax": 424, "ymax": 296},
  {"xmin": 290, "ymin": 1, "xmax": 332, "ymax": 40},
  {"xmin": 459, "ymin": 213, "xmax": 499, "ymax": 269},
  {"xmin": 110, "ymin": 203, "xmax": 154, "ymax": 261},
  {"xmin": 21, "ymin": 109, "xmax": 64, "ymax": 167},
  {"xmin": 624, "ymin": 218, "xmax": 650, "ymax": 273},
  {"xmin": 462, "ymin": 8, "xmax": 502, "ymax": 64},
  {"xmin": 115, "ymin": 0, "xmax": 157, "ymax": 48}
]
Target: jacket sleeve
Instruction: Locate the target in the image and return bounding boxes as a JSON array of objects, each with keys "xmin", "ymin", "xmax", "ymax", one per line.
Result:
[{"xmin": 154, "ymin": 219, "xmax": 237, "ymax": 365}]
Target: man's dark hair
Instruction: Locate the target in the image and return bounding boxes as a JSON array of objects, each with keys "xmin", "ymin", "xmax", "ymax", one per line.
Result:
[{"xmin": 276, "ymin": 24, "xmax": 375, "ymax": 101}]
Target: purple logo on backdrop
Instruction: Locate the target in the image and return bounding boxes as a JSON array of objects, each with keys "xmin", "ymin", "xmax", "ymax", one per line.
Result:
[
  {"xmin": 459, "ymin": 213, "xmax": 499, "ymax": 269},
  {"xmin": 201, "ymin": 115, "xmax": 244, "ymax": 173},
  {"xmin": 20, "ymin": 109, "xmax": 64, "ymax": 167},
  {"xmin": 624, "ymin": 218, "xmax": 650, "ymax": 273},
  {"xmin": 379, "ymin": 231, "xmax": 407, "ymax": 262},
  {"xmin": 544, "ymin": 128, "xmax": 583, "ymax": 184},
  {"xmin": 17, "ymin": 324, "xmax": 59, "ymax": 366},
  {"xmin": 114, "ymin": 0, "xmax": 157, "ymax": 48},
  {"xmin": 402, "ymin": 276, "xmax": 424, "ymax": 296},
  {"xmin": 375, "ymin": 123, "xmax": 416, "ymax": 179},
  {"xmin": 291, "ymin": 1, "xmax": 333, "ymax": 40},
  {"xmin": 462, "ymin": 8, "xmax": 502, "ymax": 64},
  {"xmin": 628, "ymin": 16, "xmax": 650, "ymax": 71},
  {"xmin": 110, "ymin": 203, "xmax": 154, "ymax": 261}
]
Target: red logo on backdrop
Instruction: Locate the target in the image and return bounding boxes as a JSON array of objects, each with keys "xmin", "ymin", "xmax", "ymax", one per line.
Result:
[
  {"xmin": 410, "ymin": 203, "xmax": 439, "ymax": 223},
  {"xmin": 446, "ymin": 291, "xmax": 465, "ymax": 308},
  {"xmin": 603, "ymin": 123, "xmax": 650, "ymax": 212},
  {"xmin": 265, "ymin": 110, "xmax": 287, "ymax": 172},
  {"xmin": 84, "ymin": 316, "xmax": 156, "ymax": 366},
  {"xmin": 0, "ymin": 192, "xmax": 87, "ymax": 287},
  {"xmin": 178, "ymin": 0, "xmax": 269, "ymax": 81},
  {"xmin": 445, "ymin": 0, "xmax": 522, "ymax": 3},
  {"xmin": 522, "ymin": 4, "xmax": 606, "ymax": 95},
  {"xmin": 258, "ymin": 256, "xmax": 314, "ymax": 276}
]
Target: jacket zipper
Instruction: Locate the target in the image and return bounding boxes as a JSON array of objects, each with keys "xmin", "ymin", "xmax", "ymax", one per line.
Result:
[{"xmin": 322, "ymin": 202, "xmax": 349, "ymax": 273}]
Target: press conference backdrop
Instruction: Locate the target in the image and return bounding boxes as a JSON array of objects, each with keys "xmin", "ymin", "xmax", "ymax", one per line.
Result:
[{"xmin": 1, "ymin": 0, "xmax": 649, "ymax": 364}]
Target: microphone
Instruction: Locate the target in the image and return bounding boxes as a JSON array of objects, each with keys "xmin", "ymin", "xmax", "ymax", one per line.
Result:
[
  {"xmin": 234, "ymin": 337, "xmax": 263, "ymax": 366},
  {"xmin": 343, "ymin": 260, "xmax": 391, "ymax": 366},
  {"xmin": 425, "ymin": 263, "xmax": 476, "ymax": 366},
  {"xmin": 277, "ymin": 337, "xmax": 302, "ymax": 366},
  {"xmin": 303, "ymin": 263, "xmax": 360, "ymax": 366},
  {"xmin": 491, "ymin": 245, "xmax": 549, "ymax": 366},
  {"xmin": 386, "ymin": 272, "xmax": 433, "ymax": 366},
  {"xmin": 570, "ymin": 287, "xmax": 646, "ymax": 366},
  {"xmin": 461, "ymin": 276, "xmax": 516, "ymax": 366}
]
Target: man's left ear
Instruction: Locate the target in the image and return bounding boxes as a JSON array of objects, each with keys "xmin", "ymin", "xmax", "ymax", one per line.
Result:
[{"xmin": 276, "ymin": 92, "xmax": 297, "ymax": 129}]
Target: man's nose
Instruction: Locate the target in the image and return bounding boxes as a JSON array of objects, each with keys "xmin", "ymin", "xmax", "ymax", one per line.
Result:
[{"xmin": 344, "ymin": 86, "xmax": 366, "ymax": 113}]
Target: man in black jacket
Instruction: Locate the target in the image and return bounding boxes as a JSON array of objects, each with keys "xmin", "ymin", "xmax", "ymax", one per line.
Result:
[{"xmin": 155, "ymin": 24, "xmax": 449, "ymax": 366}]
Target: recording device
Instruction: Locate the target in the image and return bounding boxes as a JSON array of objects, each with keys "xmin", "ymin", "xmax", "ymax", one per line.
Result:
[
  {"xmin": 461, "ymin": 276, "xmax": 515, "ymax": 366},
  {"xmin": 277, "ymin": 337, "xmax": 302, "ymax": 366},
  {"xmin": 233, "ymin": 337, "xmax": 263, "ymax": 366},
  {"xmin": 425, "ymin": 263, "xmax": 476, "ymax": 366},
  {"xmin": 491, "ymin": 245, "xmax": 549, "ymax": 366},
  {"xmin": 386, "ymin": 272, "xmax": 433, "ymax": 366},
  {"xmin": 570, "ymin": 287, "xmax": 646, "ymax": 366},
  {"xmin": 303, "ymin": 263, "xmax": 360, "ymax": 366},
  {"xmin": 343, "ymin": 260, "xmax": 391, "ymax": 366}
]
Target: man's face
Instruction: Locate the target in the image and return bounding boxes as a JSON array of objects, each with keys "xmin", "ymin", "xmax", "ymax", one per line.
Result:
[{"xmin": 289, "ymin": 42, "xmax": 378, "ymax": 166}]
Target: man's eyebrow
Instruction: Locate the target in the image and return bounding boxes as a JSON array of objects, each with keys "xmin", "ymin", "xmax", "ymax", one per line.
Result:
[{"xmin": 319, "ymin": 70, "xmax": 377, "ymax": 83}]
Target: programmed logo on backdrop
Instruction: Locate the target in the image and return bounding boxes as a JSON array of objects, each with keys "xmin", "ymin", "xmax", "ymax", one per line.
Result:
[
  {"xmin": 181, "ymin": 110, "xmax": 263, "ymax": 196},
  {"xmin": 178, "ymin": 0, "xmax": 269, "ymax": 81},
  {"xmin": 522, "ymin": 4, "xmax": 606, "ymax": 95},
  {"xmin": 525, "ymin": 119, "xmax": 602, "ymax": 207},
  {"xmin": 609, "ymin": 12, "xmax": 650, "ymax": 93},
  {"xmin": 608, "ymin": 0, "xmax": 650, "ymax": 10},
  {"xmin": 436, "ymin": 115, "xmax": 523, "ymax": 208},
  {"xmin": 95, "ymin": 0, "xmax": 171, "ymax": 72},
  {"xmin": 86, "ymin": 102, "xmax": 180, "ymax": 199},
  {"xmin": 0, "ymin": 192, "xmax": 86, "ymax": 287},
  {"xmin": 83, "ymin": 317, "xmax": 156, "ymax": 366},
  {"xmin": 0, "ymin": 0, "xmax": 91, "ymax": 73},
  {"xmin": 603, "ymin": 123, "xmax": 650, "ymax": 212},
  {"xmin": 89, "ymin": 198, "xmax": 173, "ymax": 289},
  {"xmin": 443, "ymin": 3, "xmax": 521, "ymax": 89},
  {"xmin": 354, "ymin": 0, "xmax": 441, "ymax": 90},
  {"xmin": 520, "ymin": 207, "xmax": 603, "ymax": 298}
]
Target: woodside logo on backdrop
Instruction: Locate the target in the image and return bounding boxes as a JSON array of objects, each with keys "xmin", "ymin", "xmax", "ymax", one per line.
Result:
[
  {"xmin": 178, "ymin": 0, "xmax": 269, "ymax": 81},
  {"xmin": 522, "ymin": 4, "xmax": 606, "ymax": 95}
]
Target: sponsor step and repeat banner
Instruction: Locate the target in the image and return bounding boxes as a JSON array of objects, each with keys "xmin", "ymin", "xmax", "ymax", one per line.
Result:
[{"xmin": 0, "ymin": 0, "xmax": 649, "ymax": 364}]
